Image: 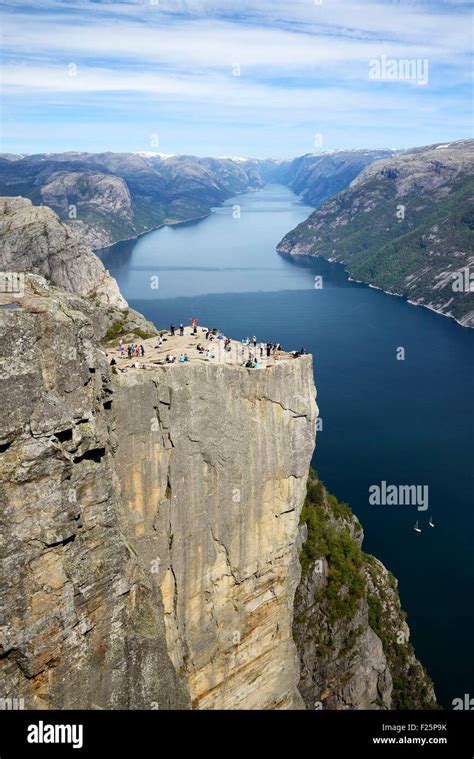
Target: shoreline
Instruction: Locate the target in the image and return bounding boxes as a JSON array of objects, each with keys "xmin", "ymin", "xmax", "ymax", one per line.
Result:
[
  {"xmin": 94, "ymin": 184, "xmax": 265, "ymax": 252},
  {"xmin": 279, "ymin": 250, "xmax": 473, "ymax": 329}
]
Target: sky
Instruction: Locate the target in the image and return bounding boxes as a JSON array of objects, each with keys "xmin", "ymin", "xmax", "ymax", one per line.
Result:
[{"xmin": 0, "ymin": 0, "xmax": 472, "ymax": 157}]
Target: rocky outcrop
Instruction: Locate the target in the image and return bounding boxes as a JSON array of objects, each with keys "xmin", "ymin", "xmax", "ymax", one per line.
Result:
[
  {"xmin": 278, "ymin": 140, "xmax": 474, "ymax": 327},
  {"xmin": 294, "ymin": 470, "xmax": 437, "ymax": 710},
  {"xmin": 0, "ymin": 280, "xmax": 189, "ymax": 709},
  {"xmin": 0, "ymin": 274, "xmax": 317, "ymax": 709},
  {"xmin": 112, "ymin": 359, "xmax": 317, "ymax": 709},
  {"xmin": 0, "ymin": 196, "xmax": 157, "ymax": 340},
  {"xmin": 0, "ymin": 196, "xmax": 126, "ymax": 307}
]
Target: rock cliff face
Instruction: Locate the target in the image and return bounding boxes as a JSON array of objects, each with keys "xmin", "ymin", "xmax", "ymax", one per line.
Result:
[
  {"xmin": 0, "ymin": 279, "xmax": 189, "ymax": 709},
  {"xmin": 112, "ymin": 359, "xmax": 316, "ymax": 708},
  {"xmin": 0, "ymin": 276, "xmax": 317, "ymax": 709},
  {"xmin": 294, "ymin": 471, "xmax": 436, "ymax": 710},
  {"xmin": 0, "ymin": 196, "xmax": 126, "ymax": 307}
]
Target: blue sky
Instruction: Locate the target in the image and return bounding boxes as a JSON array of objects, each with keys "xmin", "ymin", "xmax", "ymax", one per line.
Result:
[{"xmin": 1, "ymin": 0, "xmax": 472, "ymax": 157}]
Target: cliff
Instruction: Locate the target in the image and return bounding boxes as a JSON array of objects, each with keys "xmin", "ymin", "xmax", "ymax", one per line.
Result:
[
  {"xmin": 294, "ymin": 470, "xmax": 436, "ymax": 710},
  {"xmin": 0, "ymin": 277, "xmax": 188, "ymax": 709},
  {"xmin": 277, "ymin": 140, "xmax": 474, "ymax": 327},
  {"xmin": 0, "ymin": 274, "xmax": 317, "ymax": 709},
  {"xmin": 279, "ymin": 150, "xmax": 393, "ymax": 208},
  {"xmin": 112, "ymin": 358, "xmax": 316, "ymax": 708},
  {"xmin": 0, "ymin": 198, "xmax": 436, "ymax": 710}
]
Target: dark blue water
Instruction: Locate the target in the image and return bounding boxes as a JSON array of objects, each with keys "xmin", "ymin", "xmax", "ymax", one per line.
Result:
[{"xmin": 99, "ymin": 184, "xmax": 474, "ymax": 708}]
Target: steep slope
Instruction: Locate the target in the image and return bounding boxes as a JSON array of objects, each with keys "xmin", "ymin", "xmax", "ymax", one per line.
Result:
[
  {"xmin": 0, "ymin": 196, "xmax": 156, "ymax": 339},
  {"xmin": 0, "ymin": 275, "xmax": 317, "ymax": 709},
  {"xmin": 295, "ymin": 470, "xmax": 436, "ymax": 710},
  {"xmin": 280, "ymin": 150, "xmax": 393, "ymax": 207},
  {"xmin": 278, "ymin": 140, "xmax": 474, "ymax": 327},
  {"xmin": 0, "ymin": 276, "xmax": 190, "ymax": 709}
]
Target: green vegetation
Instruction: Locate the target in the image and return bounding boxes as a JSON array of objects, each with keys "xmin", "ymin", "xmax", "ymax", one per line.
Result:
[
  {"xmin": 365, "ymin": 561, "xmax": 437, "ymax": 710},
  {"xmin": 297, "ymin": 469, "xmax": 437, "ymax": 708},
  {"xmin": 299, "ymin": 468, "xmax": 365, "ymax": 623},
  {"xmin": 103, "ymin": 317, "xmax": 129, "ymax": 342},
  {"xmin": 280, "ymin": 171, "xmax": 474, "ymax": 323},
  {"xmin": 102, "ymin": 312, "xmax": 155, "ymax": 344}
]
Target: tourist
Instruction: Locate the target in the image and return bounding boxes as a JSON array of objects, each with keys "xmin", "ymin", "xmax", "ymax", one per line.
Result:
[
  {"xmin": 140, "ymin": 344, "xmax": 145, "ymax": 356},
  {"xmin": 170, "ymin": 324, "xmax": 175, "ymax": 336},
  {"xmin": 179, "ymin": 324, "xmax": 184, "ymax": 336}
]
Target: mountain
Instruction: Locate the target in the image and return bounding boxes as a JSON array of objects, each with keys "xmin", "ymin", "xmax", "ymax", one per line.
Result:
[
  {"xmin": 0, "ymin": 153, "xmax": 277, "ymax": 248},
  {"xmin": 277, "ymin": 140, "xmax": 474, "ymax": 327},
  {"xmin": 279, "ymin": 149, "xmax": 394, "ymax": 207},
  {"xmin": 0, "ymin": 150, "xmax": 391, "ymax": 249}
]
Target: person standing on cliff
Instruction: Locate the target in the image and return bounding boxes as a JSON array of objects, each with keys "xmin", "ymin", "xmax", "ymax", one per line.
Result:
[
  {"xmin": 170, "ymin": 324, "xmax": 175, "ymax": 336},
  {"xmin": 179, "ymin": 323, "xmax": 184, "ymax": 336}
]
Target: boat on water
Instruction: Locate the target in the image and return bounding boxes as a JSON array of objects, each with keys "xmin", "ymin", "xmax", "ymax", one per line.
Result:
[
  {"xmin": 414, "ymin": 520, "xmax": 422, "ymax": 533},
  {"xmin": 429, "ymin": 516, "xmax": 434, "ymax": 527}
]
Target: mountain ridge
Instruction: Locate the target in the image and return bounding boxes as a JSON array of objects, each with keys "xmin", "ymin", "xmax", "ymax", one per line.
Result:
[
  {"xmin": 0, "ymin": 149, "xmax": 394, "ymax": 249},
  {"xmin": 277, "ymin": 139, "xmax": 474, "ymax": 327}
]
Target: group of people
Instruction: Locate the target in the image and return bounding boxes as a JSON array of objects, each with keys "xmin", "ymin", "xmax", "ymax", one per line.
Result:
[
  {"xmin": 118, "ymin": 340, "xmax": 145, "ymax": 359},
  {"xmin": 164, "ymin": 353, "xmax": 189, "ymax": 364},
  {"xmin": 109, "ymin": 317, "xmax": 304, "ymax": 373},
  {"xmin": 170, "ymin": 318, "xmax": 198, "ymax": 338}
]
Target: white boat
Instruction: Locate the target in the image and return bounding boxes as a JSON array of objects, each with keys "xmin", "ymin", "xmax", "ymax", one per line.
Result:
[
  {"xmin": 414, "ymin": 520, "xmax": 422, "ymax": 533},
  {"xmin": 429, "ymin": 516, "xmax": 434, "ymax": 527}
]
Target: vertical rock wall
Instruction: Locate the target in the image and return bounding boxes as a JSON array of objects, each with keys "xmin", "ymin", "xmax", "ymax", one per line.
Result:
[{"xmin": 112, "ymin": 359, "xmax": 317, "ymax": 709}]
